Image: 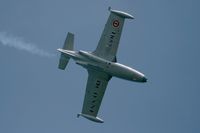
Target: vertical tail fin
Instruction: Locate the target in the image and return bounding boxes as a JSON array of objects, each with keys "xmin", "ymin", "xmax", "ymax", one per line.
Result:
[
  {"xmin": 58, "ymin": 32, "xmax": 74, "ymax": 70},
  {"xmin": 63, "ymin": 32, "xmax": 74, "ymax": 50}
]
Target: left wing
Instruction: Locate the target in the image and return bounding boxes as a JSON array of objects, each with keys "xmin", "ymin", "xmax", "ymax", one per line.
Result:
[
  {"xmin": 78, "ymin": 69, "xmax": 112, "ymax": 123},
  {"xmin": 93, "ymin": 8, "xmax": 134, "ymax": 62}
]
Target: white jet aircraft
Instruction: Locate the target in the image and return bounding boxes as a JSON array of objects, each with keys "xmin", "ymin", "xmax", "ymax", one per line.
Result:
[{"xmin": 57, "ymin": 8, "xmax": 147, "ymax": 123}]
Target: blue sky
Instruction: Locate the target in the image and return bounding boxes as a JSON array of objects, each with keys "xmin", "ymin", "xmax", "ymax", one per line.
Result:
[{"xmin": 0, "ymin": 0, "xmax": 200, "ymax": 132}]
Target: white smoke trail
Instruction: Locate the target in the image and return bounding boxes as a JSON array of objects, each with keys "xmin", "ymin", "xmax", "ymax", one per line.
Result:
[{"xmin": 0, "ymin": 32, "xmax": 55, "ymax": 58}]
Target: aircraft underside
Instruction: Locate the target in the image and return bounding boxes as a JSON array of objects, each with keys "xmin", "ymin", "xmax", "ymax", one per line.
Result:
[{"xmin": 57, "ymin": 7, "xmax": 147, "ymax": 123}]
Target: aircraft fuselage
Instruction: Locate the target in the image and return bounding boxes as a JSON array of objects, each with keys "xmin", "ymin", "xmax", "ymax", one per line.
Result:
[{"xmin": 58, "ymin": 49, "xmax": 147, "ymax": 83}]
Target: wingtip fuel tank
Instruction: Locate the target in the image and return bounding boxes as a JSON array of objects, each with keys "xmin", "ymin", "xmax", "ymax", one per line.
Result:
[
  {"xmin": 108, "ymin": 7, "xmax": 134, "ymax": 19},
  {"xmin": 77, "ymin": 113, "xmax": 104, "ymax": 123}
]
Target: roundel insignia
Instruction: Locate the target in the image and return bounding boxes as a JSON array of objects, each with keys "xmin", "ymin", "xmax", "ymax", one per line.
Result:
[{"xmin": 112, "ymin": 20, "xmax": 120, "ymax": 28}]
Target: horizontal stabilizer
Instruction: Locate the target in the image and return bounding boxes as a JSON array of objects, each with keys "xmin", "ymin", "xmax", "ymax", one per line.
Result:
[
  {"xmin": 58, "ymin": 53, "xmax": 70, "ymax": 70},
  {"xmin": 77, "ymin": 113, "xmax": 104, "ymax": 123}
]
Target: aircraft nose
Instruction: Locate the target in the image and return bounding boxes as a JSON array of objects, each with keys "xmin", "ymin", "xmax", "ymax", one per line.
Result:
[{"xmin": 141, "ymin": 77, "xmax": 147, "ymax": 82}]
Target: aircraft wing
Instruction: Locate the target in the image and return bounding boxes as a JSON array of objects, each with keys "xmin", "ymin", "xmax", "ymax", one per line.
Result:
[
  {"xmin": 78, "ymin": 69, "xmax": 112, "ymax": 123},
  {"xmin": 93, "ymin": 9, "xmax": 134, "ymax": 62}
]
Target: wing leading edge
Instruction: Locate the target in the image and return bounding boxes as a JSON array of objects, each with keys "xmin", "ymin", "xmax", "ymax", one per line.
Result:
[
  {"xmin": 93, "ymin": 9, "xmax": 134, "ymax": 62},
  {"xmin": 78, "ymin": 69, "xmax": 112, "ymax": 123}
]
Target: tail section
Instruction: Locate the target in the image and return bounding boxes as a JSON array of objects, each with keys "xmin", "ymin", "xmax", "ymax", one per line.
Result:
[{"xmin": 58, "ymin": 32, "xmax": 74, "ymax": 70}]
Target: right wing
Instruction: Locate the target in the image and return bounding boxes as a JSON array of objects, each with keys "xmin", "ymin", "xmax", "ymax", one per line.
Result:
[
  {"xmin": 93, "ymin": 8, "xmax": 134, "ymax": 62},
  {"xmin": 78, "ymin": 69, "xmax": 112, "ymax": 123}
]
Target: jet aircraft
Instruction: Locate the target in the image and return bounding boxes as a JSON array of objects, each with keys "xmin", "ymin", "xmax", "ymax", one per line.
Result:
[{"xmin": 57, "ymin": 8, "xmax": 147, "ymax": 123}]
